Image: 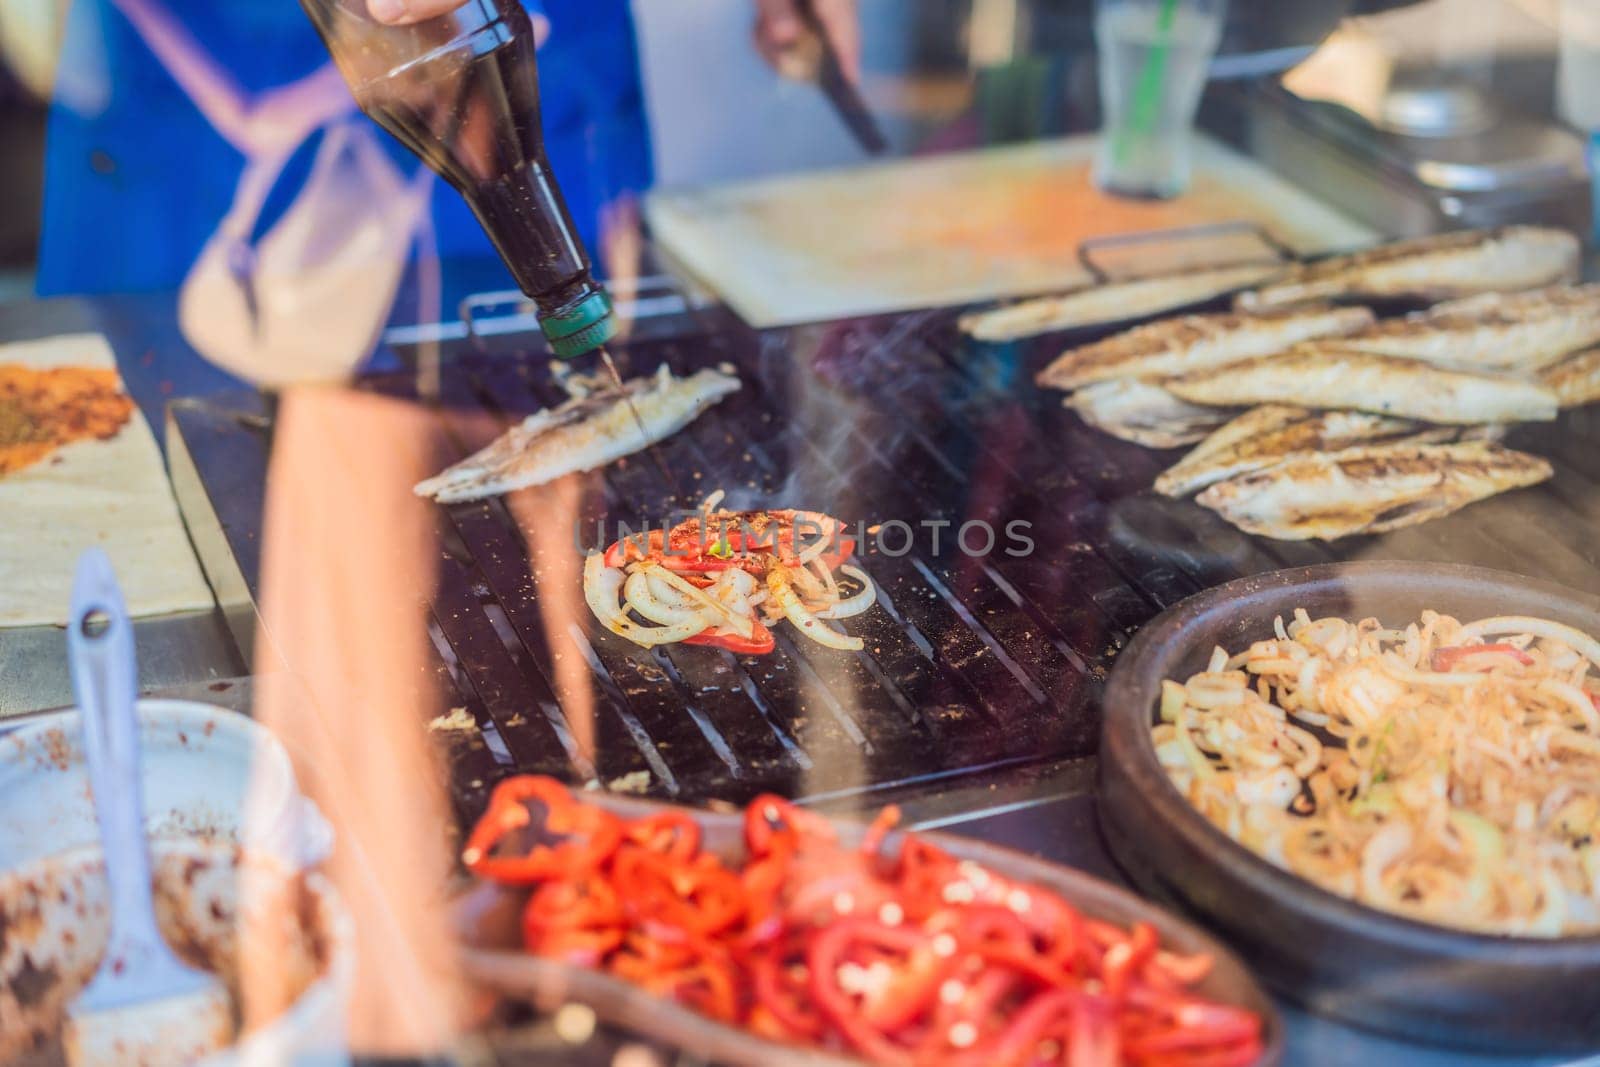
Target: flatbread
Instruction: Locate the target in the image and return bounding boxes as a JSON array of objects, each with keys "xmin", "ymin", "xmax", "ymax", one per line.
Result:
[{"xmin": 0, "ymin": 334, "xmax": 213, "ymax": 627}]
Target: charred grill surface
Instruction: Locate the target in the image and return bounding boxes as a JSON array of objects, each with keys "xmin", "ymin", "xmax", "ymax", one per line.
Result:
[{"xmin": 253, "ymin": 301, "xmax": 1600, "ymax": 820}]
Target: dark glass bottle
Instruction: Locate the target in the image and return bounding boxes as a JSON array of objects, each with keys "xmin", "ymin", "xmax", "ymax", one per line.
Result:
[{"xmin": 300, "ymin": 0, "xmax": 615, "ymax": 357}]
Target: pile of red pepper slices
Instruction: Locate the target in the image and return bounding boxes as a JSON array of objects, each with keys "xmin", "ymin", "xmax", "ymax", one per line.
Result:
[{"xmin": 463, "ymin": 776, "xmax": 1265, "ymax": 1066}]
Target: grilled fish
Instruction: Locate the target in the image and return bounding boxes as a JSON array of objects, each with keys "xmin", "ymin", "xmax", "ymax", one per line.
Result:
[
  {"xmin": 1542, "ymin": 346, "xmax": 1600, "ymax": 409},
  {"xmin": 1166, "ymin": 347, "xmax": 1559, "ymax": 425},
  {"xmin": 1036, "ymin": 304, "xmax": 1373, "ymax": 391},
  {"xmin": 1154, "ymin": 405, "xmax": 1431, "ymax": 498},
  {"xmin": 959, "ymin": 262, "xmax": 1283, "ymax": 343},
  {"xmin": 1335, "ymin": 284, "xmax": 1600, "ymax": 371},
  {"xmin": 1065, "ymin": 379, "xmax": 1234, "ymax": 449},
  {"xmin": 414, "ymin": 364, "xmax": 740, "ymax": 503},
  {"xmin": 1196, "ymin": 441, "xmax": 1552, "ymax": 541},
  {"xmin": 1235, "ymin": 227, "xmax": 1579, "ymax": 311}
]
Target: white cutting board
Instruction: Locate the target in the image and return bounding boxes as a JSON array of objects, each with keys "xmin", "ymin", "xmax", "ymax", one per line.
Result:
[
  {"xmin": 646, "ymin": 134, "xmax": 1378, "ymax": 328},
  {"xmin": 0, "ymin": 334, "xmax": 214, "ymax": 627}
]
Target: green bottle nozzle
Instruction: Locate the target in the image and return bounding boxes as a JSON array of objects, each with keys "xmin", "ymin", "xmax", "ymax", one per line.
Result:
[{"xmin": 540, "ymin": 288, "xmax": 619, "ymax": 360}]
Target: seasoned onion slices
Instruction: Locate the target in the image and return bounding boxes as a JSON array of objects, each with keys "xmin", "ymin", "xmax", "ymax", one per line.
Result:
[
  {"xmin": 1154, "ymin": 609, "xmax": 1600, "ymax": 936},
  {"xmin": 583, "ymin": 505, "xmax": 876, "ymax": 655}
]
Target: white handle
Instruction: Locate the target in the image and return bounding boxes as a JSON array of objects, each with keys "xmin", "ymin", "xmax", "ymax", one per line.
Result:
[{"xmin": 67, "ymin": 550, "xmax": 166, "ymax": 962}]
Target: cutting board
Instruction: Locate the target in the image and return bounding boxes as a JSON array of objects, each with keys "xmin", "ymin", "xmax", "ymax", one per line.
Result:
[
  {"xmin": 0, "ymin": 333, "xmax": 214, "ymax": 627},
  {"xmin": 646, "ymin": 134, "xmax": 1377, "ymax": 328}
]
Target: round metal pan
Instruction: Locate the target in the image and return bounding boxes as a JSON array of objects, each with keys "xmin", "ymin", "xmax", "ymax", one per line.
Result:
[{"xmin": 1098, "ymin": 561, "xmax": 1600, "ymax": 1053}]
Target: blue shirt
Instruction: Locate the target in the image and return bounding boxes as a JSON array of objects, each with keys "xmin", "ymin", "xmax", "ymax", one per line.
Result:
[{"xmin": 36, "ymin": 0, "xmax": 652, "ymax": 298}]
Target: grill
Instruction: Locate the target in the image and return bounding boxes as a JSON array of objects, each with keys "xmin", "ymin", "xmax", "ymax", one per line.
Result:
[{"xmin": 168, "ymin": 257, "xmax": 1600, "ymax": 830}]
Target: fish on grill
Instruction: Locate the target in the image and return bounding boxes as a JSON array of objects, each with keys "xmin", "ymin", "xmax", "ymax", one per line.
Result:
[
  {"xmin": 1542, "ymin": 347, "xmax": 1600, "ymax": 409},
  {"xmin": 1335, "ymin": 284, "xmax": 1600, "ymax": 372},
  {"xmin": 1035, "ymin": 304, "xmax": 1373, "ymax": 391},
  {"xmin": 1235, "ymin": 227, "xmax": 1579, "ymax": 311},
  {"xmin": 414, "ymin": 364, "xmax": 741, "ymax": 503},
  {"xmin": 1064, "ymin": 379, "xmax": 1234, "ymax": 449},
  {"xmin": 1154, "ymin": 405, "xmax": 1439, "ymax": 498},
  {"xmin": 959, "ymin": 262, "xmax": 1284, "ymax": 343},
  {"xmin": 1195, "ymin": 441, "xmax": 1553, "ymax": 540},
  {"xmin": 1165, "ymin": 347, "xmax": 1559, "ymax": 425}
]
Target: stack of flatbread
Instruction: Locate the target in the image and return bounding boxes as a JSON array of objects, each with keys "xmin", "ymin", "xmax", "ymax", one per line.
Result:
[
  {"xmin": 0, "ymin": 333, "xmax": 213, "ymax": 626},
  {"xmin": 1033, "ymin": 227, "xmax": 1599, "ymax": 541}
]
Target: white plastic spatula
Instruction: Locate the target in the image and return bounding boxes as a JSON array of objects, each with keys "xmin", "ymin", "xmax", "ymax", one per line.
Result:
[{"xmin": 63, "ymin": 549, "xmax": 234, "ymax": 1066}]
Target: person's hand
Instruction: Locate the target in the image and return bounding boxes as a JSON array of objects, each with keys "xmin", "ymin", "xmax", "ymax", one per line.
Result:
[
  {"xmin": 753, "ymin": 0, "xmax": 861, "ymax": 85},
  {"xmin": 366, "ymin": 0, "xmax": 463, "ymax": 24},
  {"xmin": 368, "ymin": 0, "xmax": 551, "ymax": 43}
]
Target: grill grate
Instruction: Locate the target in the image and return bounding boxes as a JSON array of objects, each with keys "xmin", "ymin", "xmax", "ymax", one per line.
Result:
[
  {"xmin": 169, "ymin": 240, "xmax": 1600, "ymax": 825},
  {"xmin": 375, "ymin": 293, "xmax": 1600, "ymax": 822}
]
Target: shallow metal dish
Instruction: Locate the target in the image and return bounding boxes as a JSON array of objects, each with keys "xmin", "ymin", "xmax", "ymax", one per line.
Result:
[
  {"xmin": 453, "ymin": 791, "xmax": 1283, "ymax": 1066},
  {"xmin": 1098, "ymin": 561, "xmax": 1600, "ymax": 1052}
]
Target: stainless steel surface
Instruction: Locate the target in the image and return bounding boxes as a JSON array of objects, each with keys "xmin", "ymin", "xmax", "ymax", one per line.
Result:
[
  {"xmin": 0, "ymin": 295, "xmax": 246, "ymax": 717},
  {"xmin": 0, "ymin": 614, "xmax": 241, "ymax": 719},
  {"xmin": 1205, "ymin": 79, "xmax": 1592, "ymax": 235},
  {"xmin": 1378, "ymin": 81, "xmax": 1494, "ymax": 137}
]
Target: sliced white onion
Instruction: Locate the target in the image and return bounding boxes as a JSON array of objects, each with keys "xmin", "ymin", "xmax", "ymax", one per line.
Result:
[
  {"xmin": 1456, "ymin": 616, "xmax": 1600, "ymax": 668},
  {"xmin": 584, "ymin": 555, "xmax": 711, "ymax": 648},
  {"xmin": 624, "ymin": 569, "xmax": 703, "ymax": 627},
  {"xmin": 812, "ymin": 565, "xmax": 877, "ymax": 620},
  {"xmin": 648, "ymin": 563, "xmax": 755, "ymax": 639},
  {"xmin": 769, "ymin": 566, "xmax": 862, "ymax": 651},
  {"xmin": 710, "ymin": 566, "xmax": 757, "ymax": 599}
]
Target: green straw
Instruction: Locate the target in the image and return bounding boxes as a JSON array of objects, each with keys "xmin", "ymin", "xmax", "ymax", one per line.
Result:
[{"xmin": 1112, "ymin": 0, "xmax": 1181, "ymax": 169}]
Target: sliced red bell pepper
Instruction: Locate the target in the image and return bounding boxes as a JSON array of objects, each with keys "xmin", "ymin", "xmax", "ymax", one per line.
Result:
[
  {"xmin": 1102, "ymin": 920, "xmax": 1158, "ymax": 1000},
  {"xmin": 603, "ymin": 510, "xmax": 856, "ymax": 577},
  {"xmin": 1431, "ymin": 643, "xmax": 1536, "ymax": 672},
  {"xmin": 521, "ymin": 874, "xmax": 623, "ymax": 932},
  {"xmin": 613, "ymin": 844, "xmax": 747, "ymax": 937},
  {"xmin": 460, "ymin": 775, "xmax": 622, "ymax": 886},
  {"xmin": 624, "ymin": 811, "xmax": 702, "ymax": 861},
  {"xmin": 750, "ymin": 940, "xmax": 827, "ymax": 1040},
  {"xmin": 603, "ymin": 529, "xmax": 666, "ymax": 568},
  {"xmin": 461, "ymin": 783, "xmax": 1264, "ymax": 1065},
  {"xmin": 743, "ymin": 795, "xmax": 837, "ymax": 857},
  {"xmin": 525, "ymin": 923, "xmax": 624, "ymax": 967},
  {"xmin": 683, "ymin": 619, "xmax": 776, "ymax": 655},
  {"xmin": 806, "ymin": 918, "xmax": 926, "ymax": 1066}
]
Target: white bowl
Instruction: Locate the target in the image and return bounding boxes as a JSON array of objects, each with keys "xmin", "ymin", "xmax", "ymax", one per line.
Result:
[
  {"xmin": 0, "ymin": 839, "xmax": 354, "ymax": 1066},
  {"xmin": 0, "ymin": 700, "xmax": 330, "ymax": 871}
]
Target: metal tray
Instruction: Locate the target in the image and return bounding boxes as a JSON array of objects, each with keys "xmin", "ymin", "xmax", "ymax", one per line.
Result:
[{"xmin": 453, "ymin": 789, "xmax": 1284, "ymax": 1066}]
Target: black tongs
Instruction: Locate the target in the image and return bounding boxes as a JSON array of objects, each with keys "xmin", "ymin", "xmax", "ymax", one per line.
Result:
[{"xmin": 796, "ymin": 0, "xmax": 888, "ymax": 155}]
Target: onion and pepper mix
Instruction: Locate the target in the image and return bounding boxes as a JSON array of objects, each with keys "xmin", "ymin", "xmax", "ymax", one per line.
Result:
[
  {"xmin": 583, "ymin": 493, "xmax": 875, "ymax": 655},
  {"xmin": 1154, "ymin": 610, "xmax": 1600, "ymax": 936},
  {"xmin": 463, "ymin": 776, "xmax": 1264, "ymax": 1066}
]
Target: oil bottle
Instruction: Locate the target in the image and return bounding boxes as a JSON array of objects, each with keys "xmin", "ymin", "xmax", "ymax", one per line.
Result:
[{"xmin": 300, "ymin": 0, "xmax": 616, "ymax": 358}]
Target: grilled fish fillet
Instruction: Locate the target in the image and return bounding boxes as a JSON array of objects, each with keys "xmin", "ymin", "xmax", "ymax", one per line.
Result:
[
  {"xmin": 1336, "ymin": 284, "xmax": 1600, "ymax": 372},
  {"xmin": 414, "ymin": 364, "xmax": 740, "ymax": 503},
  {"xmin": 1065, "ymin": 379, "xmax": 1234, "ymax": 449},
  {"xmin": 1196, "ymin": 441, "xmax": 1552, "ymax": 541},
  {"xmin": 1154, "ymin": 405, "xmax": 1431, "ymax": 498},
  {"xmin": 1542, "ymin": 346, "xmax": 1600, "ymax": 409},
  {"xmin": 1166, "ymin": 347, "xmax": 1559, "ymax": 425},
  {"xmin": 1036, "ymin": 304, "xmax": 1373, "ymax": 391},
  {"xmin": 959, "ymin": 262, "xmax": 1283, "ymax": 343},
  {"xmin": 1235, "ymin": 227, "xmax": 1579, "ymax": 311}
]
